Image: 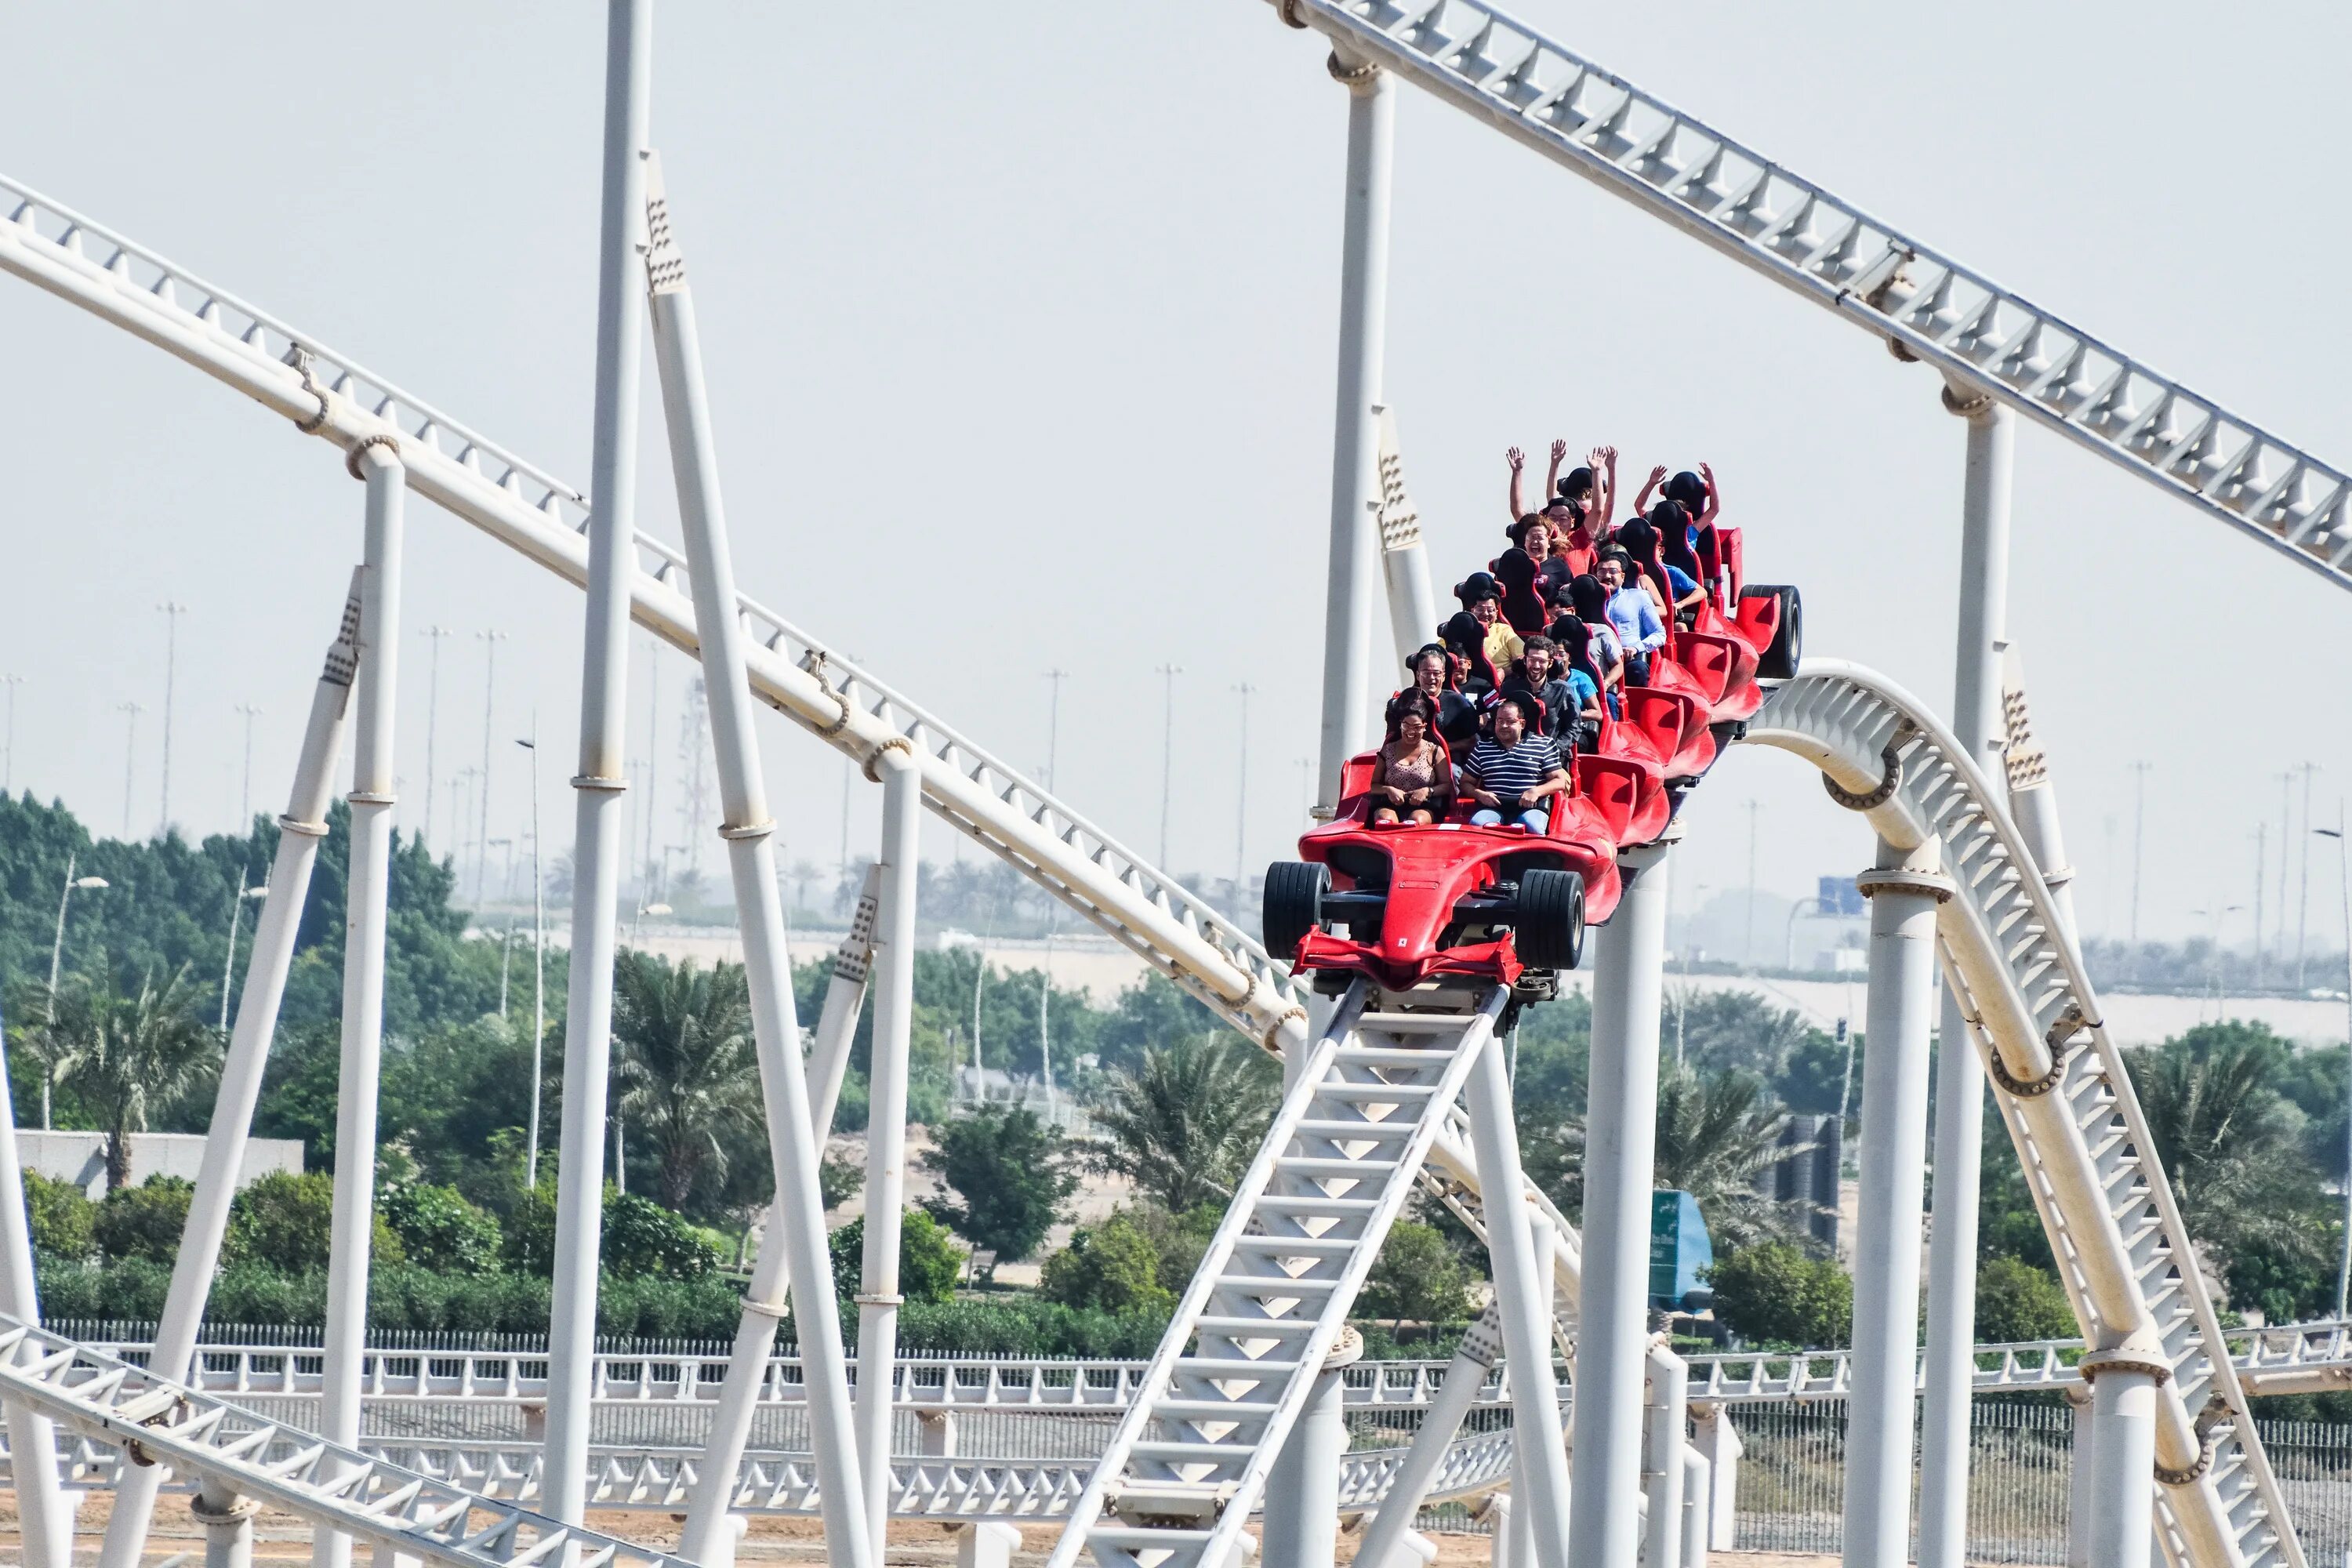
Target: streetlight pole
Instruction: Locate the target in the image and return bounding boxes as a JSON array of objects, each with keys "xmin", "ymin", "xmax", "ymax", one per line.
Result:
[
  {"xmin": 1155, "ymin": 663, "xmax": 1183, "ymax": 870},
  {"xmin": 518, "ymin": 723, "xmax": 545, "ymax": 1188},
  {"xmin": 1, "ymin": 673, "xmax": 24, "ymax": 793},
  {"xmin": 45, "ymin": 855, "xmax": 107, "ymax": 1129},
  {"xmin": 233, "ymin": 703, "xmax": 263, "ymax": 830},
  {"xmin": 475, "ymin": 629, "xmax": 509, "ymax": 903},
  {"xmin": 116, "ymin": 702, "xmax": 143, "ymax": 838},
  {"xmin": 218, "ymin": 873, "xmax": 269, "ymax": 1032},
  {"xmin": 1744, "ymin": 797, "xmax": 1760, "ymax": 967},
  {"xmin": 2321, "ymin": 808, "xmax": 2352, "ymax": 1319},
  {"xmin": 157, "ymin": 601, "xmax": 187, "ymax": 836},
  {"xmin": 1043, "ymin": 668, "xmax": 1067, "ymax": 791},
  {"xmin": 2129, "ymin": 760, "xmax": 2152, "ymax": 943},
  {"xmin": 1232, "ymin": 681, "xmax": 1255, "ymax": 917},
  {"xmin": 420, "ymin": 626, "xmax": 452, "ymax": 848},
  {"xmin": 2299, "ymin": 762, "xmax": 2322, "ymax": 988}
]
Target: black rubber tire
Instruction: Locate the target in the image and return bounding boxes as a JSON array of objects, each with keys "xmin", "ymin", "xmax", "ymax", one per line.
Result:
[
  {"xmin": 1741, "ymin": 584, "xmax": 1802, "ymax": 681},
  {"xmin": 1515, "ymin": 868, "xmax": 1586, "ymax": 971},
  {"xmin": 1263, "ymin": 861, "xmax": 1331, "ymax": 956}
]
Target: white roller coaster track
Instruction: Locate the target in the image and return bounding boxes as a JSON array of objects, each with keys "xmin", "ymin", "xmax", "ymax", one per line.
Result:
[
  {"xmin": 1274, "ymin": 0, "xmax": 2352, "ymax": 593},
  {"xmin": 1747, "ymin": 662, "xmax": 2302, "ymax": 1568}
]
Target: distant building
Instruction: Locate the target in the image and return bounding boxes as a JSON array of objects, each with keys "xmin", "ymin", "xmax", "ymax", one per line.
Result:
[{"xmin": 18, "ymin": 1131, "xmax": 303, "ymax": 1198}]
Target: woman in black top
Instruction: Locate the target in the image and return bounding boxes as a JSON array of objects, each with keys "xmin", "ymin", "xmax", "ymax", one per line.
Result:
[{"xmin": 1407, "ymin": 644, "xmax": 1482, "ymax": 761}]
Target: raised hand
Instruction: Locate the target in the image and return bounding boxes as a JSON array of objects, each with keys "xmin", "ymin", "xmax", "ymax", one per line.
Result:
[
  {"xmin": 1550, "ymin": 437, "xmax": 1568, "ymax": 464},
  {"xmin": 1647, "ymin": 463, "xmax": 1668, "ymax": 488},
  {"xmin": 1505, "ymin": 446, "xmax": 1526, "ymax": 471},
  {"xmin": 1699, "ymin": 460, "xmax": 1716, "ymax": 493}
]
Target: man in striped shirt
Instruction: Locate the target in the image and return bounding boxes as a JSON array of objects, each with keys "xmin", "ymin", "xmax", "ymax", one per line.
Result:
[{"xmin": 1461, "ymin": 698, "xmax": 1571, "ymax": 832}]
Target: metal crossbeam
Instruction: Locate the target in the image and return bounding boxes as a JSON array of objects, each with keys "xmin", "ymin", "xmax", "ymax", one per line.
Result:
[
  {"xmin": 1275, "ymin": 0, "xmax": 2352, "ymax": 593},
  {"xmin": 0, "ymin": 1317, "xmax": 688, "ymax": 1568}
]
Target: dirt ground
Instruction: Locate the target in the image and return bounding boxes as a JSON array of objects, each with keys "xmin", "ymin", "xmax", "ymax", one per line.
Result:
[{"xmin": 0, "ymin": 1484, "xmax": 1843, "ymax": 1565}]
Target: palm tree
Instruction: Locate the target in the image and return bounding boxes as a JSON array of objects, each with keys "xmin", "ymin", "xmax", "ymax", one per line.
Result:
[
  {"xmin": 611, "ymin": 952, "xmax": 760, "ymax": 1210},
  {"xmin": 45, "ymin": 965, "xmax": 220, "ymax": 1189},
  {"xmin": 2129, "ymin": 1033, "xmax": 2303, "ymax": 1249},
  {"xmin": 1652, "ymin": 1063, "xmax": 1796, "ymax": 1249},
  {"xmin": 1090, "ymin": 1038, "xmax": 1279, "ymax": 1213}
]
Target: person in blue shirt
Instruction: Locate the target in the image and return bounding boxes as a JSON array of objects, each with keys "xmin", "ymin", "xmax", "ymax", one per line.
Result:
[
  {"xmin": 1617, "ymin": 517, "xmax": 1705, "ymax": 625},
  {"xmin": 1461, "ymin": 699, "xmax": 1570, "ymax": 832},
  {"xmin": 1548, "ymin": 619, "xmax": 1607, "ymax": 752},
  {"xmin": 1597, "ymin": 551, "xmax": 1667, "ymax": 686}
]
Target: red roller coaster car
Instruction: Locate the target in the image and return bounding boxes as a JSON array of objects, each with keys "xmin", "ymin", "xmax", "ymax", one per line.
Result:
[{"xmin": 1265, "ymin": 543, "xmax": 1798, "ymax": 1002}]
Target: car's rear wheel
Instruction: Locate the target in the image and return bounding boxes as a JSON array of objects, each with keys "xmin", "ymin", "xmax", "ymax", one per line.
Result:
[
  {"xmin": 1741, "ymin": 584, "xmax": 1802, "ymax": 680},
  {"xmin": 1515, "ymin": 868, "xmax": 1586, "ymax": 971},
  {"xmin": 1263, "ymin": 861, "xmax": 1331, "ymax": 956}
]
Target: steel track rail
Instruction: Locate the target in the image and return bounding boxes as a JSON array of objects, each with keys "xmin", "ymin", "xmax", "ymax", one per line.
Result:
[{"xmin": 1275, "ymin": 0, "xmax": 2352, "ymax": 593}]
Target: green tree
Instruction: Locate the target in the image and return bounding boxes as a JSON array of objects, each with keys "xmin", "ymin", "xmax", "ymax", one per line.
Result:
[
  {"xmin": 1973, "ymin": 1256, "xmax": 2076, "ymax": 1343},
  {"xmin": 1039, "ymin": 1213, "xmax": 1172, "ymax": 1315},
  {"xmin": 93, "ymin": 1174, "xmax": 193, "ymax": 1264},
  {"xmin": 828, "ymin": 1210, "xmax": 965, "ymax": 1306},
  {"xmin": 1652, "ymin": 1063, "xmax": 1797, "ymax": 1248},
  {"xmin": 1359, "ymin": 1221, "xmax": 1474, "ymax": 1330},
  {"xmin": 611, "ymin": 953, "xmax": 760, "ymax": 1213},
  {"xmin": 598, "ymin": 1189, "xmax": 720, "ymax": 1279},
  {"xmin": 40, "ymin": 964, "xmax": 220, "ymax": 1189},
  {"xmin": 20, "ymin": 1169, "xmax": 95, "ymax": 1263},
  {"xmin": 1708, "ymin": 1241, "xmax": 1852, "ymax": 1348},
  {"xmin": 1090, "ymin": 1039, "xmax": 1279, "ymax": 1213},
  {"xmin": 920, "ymin": 1105, "xmax": 1076, "ymax": 1263},
  {"xmin": 378, "ymin": 1181, "xmax": 502, "ymax": 1274}
]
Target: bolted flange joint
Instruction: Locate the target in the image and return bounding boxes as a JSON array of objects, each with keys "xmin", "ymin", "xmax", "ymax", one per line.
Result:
[
  {"xmin": 1855, "ymin": 867, "xmax": 1954, "ymax": 904},
  {"xmin": 344, "ymin": 431, "xmax": 401, "ymax": 481}
]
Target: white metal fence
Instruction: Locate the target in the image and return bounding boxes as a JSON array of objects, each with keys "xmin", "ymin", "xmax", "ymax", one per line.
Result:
[{"xmin": 1729, "ymin": 1399, "xmax": 2352, "ymax": 1566}]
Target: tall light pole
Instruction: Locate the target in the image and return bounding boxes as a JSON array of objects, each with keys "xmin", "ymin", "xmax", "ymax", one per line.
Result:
[
  {"xmin": 45, "ymin": 856, "xmax": 108, "ymax": 1128},
  {"xmin": 116, "ymin": 702, "xmax": 144, "ymax": 837},
  {"xmin": 233, "ymin": 703, "xmax": 263, "ymax": 830},
  {"xmin": 1155, "ymin": 663, "xmax": 1183, "ymax": 870},
  {"xmin": 2253, "ymin": 822, "xmax": 2268, "ymax": 987},
  {"xmin": 475, "ymin": 629, "xmax": 509, "ymax": 903},
  {"xmin": 1744, "ymin": 798, "xmax": 1760, "ymax": 967},
  {"xmin": 1232, "ymin": 682, "xmax": 1256, "ymax": 916},
  {"xmin": 2191, "ymin": 903, "xmax": 2245, "ymax": 1021},
  {"xmin": 156, "ymin": 601, "xmax": 187, "ymax": 836},
  {"xmin": 517, "ymin": 724, "xmax": 546, "ymax": 1189},
  {"xmin": 2319, "ymin": 809, "xmax": 2352, "ymax": 1318},
  {"xmin": 2129, "ymin": 760, "xmax": 2153, "ymax": 943},
  {"xmin": 2299, "ymin": 761, "xmax": 2322, "ymax": 988},
  {"xmin": 218, "ymin": 874, "xmax": 270, "ymax": 1031},
  {"xmin": 644, "ymin": 647, "xmax": 661, "ymax": 898},
  {"xmin": 420, "ymin": 626, "xmax": 452, "ymax": 848},
  {"xmin": 1, "ymin": 673, "xmax": 24, "ymax": 793},
  {"xmin": 1043, "ymin": 668, "xmax": 1068, "ymax": 790}
]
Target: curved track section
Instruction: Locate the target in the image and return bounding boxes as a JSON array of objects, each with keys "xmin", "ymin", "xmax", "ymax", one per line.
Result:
[
  {"xmin": 0, "ymin": 172, "xmax": 1306, "ymax": 1054},
  {"xmin": 1746, "ymin": 662, "xmax": 2300, "ymax": 1568}
]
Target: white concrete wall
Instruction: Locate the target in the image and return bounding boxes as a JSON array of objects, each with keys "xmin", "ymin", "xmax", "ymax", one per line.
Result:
[{"xmin": 17, "ymin": 1131, "xmax": 303, "ymax": 1198}]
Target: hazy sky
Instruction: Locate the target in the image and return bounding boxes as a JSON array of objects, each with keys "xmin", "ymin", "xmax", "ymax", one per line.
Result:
[{"xmin": 2, "ymin": 2, "xmax": 2348, "ymax": 957}]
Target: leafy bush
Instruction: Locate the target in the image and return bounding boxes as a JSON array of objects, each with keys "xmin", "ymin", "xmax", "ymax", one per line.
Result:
[
  {"xmin": 920, "ymin": 1105, "xmax": 1076, "ymax": 1263},
  {"xmin": 600, "ymin": 1190, "xmax": 720, "ymax": 1279},
  {"xmin": 1039, "ymin": 1214, "xmax": 1171, "ymax": 1316},
  {"xmin": 1973, "ymin": 1256, "xmax": 2076, "ymax": 1344},
  {"xmin": 1358, "ymin": 1221, "xmax": 1474, "ymax": 1327},
  {"xmin": 21, "ymin": 1170, "xmax": 95, "ymax": 1264},
  {"xmin": 94, "ymin": 1176, "xmax": 194, "ymax": 1264},
  {"xmin": 1708, "ymin": 1242, "xmax": 1852, "ymax": 1348},
  {"xmin": 379, "ymin": 1182, "xmax": 502, "ymax": 1274},
  {"xmin": 225, "ymin": 1171, "xmax": 403, "ymax": 1271},
  {"xmin": 885, "ymin": 1295, "xmax": 1171, "ymax": 1357},
  {"xmin": 818, "ymin": 1152, "xmax": 862, "ymax": 1212},
  {"xmin": 829, "ymin": 1210, "xmax": 964, "ymax": 1306},
  {"xmin": 36, "ymin": 1258, "xmax": 172, "ymax": 1320}
]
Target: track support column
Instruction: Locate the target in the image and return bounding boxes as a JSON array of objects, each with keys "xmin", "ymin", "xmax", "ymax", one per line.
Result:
[
  {"xmin": 1261, "ymin": 1335, "xmax": 1356, "ymax": 1568},
  {"xmin": 2076, "ymin": 1351, "xmax": 2163, "ymax": 1568},
  {"xmin": 1842, "ymin": 843, "xmax": 1950, "ymax": 1568},
  {"xmin": 1640, "ymin": 1343, "xmax": 1687, "ymax": 1568},
  {"xmin": 645, "ymin": 154, "xmax": 870, "ymax": 1568},
  {"xmin": 1468, "ymin": 1031, "xmax": 1573, "ymax": 1566},
  {"xmin": 1574, "ymin": 835, "xmax": 1674, "ymax": 1568},
  {"xmin": 1918, "ymin": 379, "xmax": 2011, "ymax": 1568},
  {"xmin": 314, "ymin": 439, "xmax": 405, "ymax": 1568},
  {"xmin": 193, "ymin": 1482, "xmax": 256, "ymax": 1568},
  {"xmin": 0, "ymin": 970, "xmax": 70, "ymax": 1568},
  {"xmin": 1355, "ymin": 1305, "xmax": 1504, "ymax": 1568},
  {"xmin": 1314, "ymin": 48, "xmax": 1393, "ymax": 817},
  {"xmin": 855, "ymin": 750, "xmax": 924, "ymax": 1555},
  {"xmin": 99, "ymin": 581, "xmax": 361, "ymax": 1568},
  {"xmin": 543, "ymin": 0, "xmax": 652, "ymax": 1532}
]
